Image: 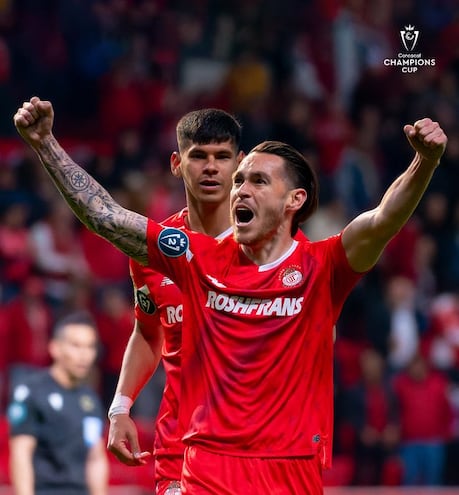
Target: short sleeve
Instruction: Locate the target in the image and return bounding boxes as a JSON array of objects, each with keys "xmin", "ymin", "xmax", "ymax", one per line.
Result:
[{"xmin": 7, "ymin": 382, "xmax": 38, "ymax": 437}]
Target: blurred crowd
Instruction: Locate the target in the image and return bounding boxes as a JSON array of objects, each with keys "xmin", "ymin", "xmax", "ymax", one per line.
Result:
[{"xmin": 0, "ymin": 0, "xmax": 459, "ymax": 487}]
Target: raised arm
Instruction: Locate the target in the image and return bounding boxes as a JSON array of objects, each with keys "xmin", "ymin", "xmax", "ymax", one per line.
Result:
[
  {"xmin": 13, "ymin": 97, "xmax": 149, "ymax": 265},
  {"xmin": 342, "ymin": 118, "xmax": 447, "ymax": 273}
]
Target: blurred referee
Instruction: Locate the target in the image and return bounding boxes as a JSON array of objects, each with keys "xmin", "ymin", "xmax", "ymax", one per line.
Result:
[{"xmin": 7, "ymin": 311, "xmax": 108, "ymax": 495}]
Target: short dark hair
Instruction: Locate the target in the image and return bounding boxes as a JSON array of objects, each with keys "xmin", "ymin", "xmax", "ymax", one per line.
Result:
[
  {"xmin": 52, "ymin": 311, "xmax": 97, "ymax": 339},
  {"xmin": 176, "ymin": 108, "xmax": 242, "ymax": 151},
  {"xmin": 250, "ymin": 141, "xmax": 319, "ymax": 235}
]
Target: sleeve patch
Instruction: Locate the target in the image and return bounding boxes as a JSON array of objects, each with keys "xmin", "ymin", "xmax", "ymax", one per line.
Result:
[
  {"xmin": 157, "ymin": 228, "xmax": 189, "ymax": 257},
  {"xmin": 136, "ymin": 287, "xmax": 157, "ymax": 315},
  {"xmin": 7, "ymin": 402, "xmax": 27, "ymax": 426}
]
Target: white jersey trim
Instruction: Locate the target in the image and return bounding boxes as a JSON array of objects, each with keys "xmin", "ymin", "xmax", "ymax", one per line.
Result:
[
  {"xmin": 258, "ymin": 240, "xmax": 299, "ymax": 272},
  {"xmin": 216, "ymin": 226, "xmax": 233, "ymax": 240}
]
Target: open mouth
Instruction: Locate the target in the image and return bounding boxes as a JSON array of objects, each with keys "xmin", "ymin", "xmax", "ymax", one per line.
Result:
[
  {"xmin": 235, "ymin": 206, "xmax": 254, "ymax": 224},
  {"xmin": 200, "ymin": 179, "xmax": 220, "ymax": 188}
]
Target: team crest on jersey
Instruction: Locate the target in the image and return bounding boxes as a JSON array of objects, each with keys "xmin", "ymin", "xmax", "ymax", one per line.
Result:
[
  {"xmin": 136, "ymin": 285, "xmax": 156, "ymax": 315},
  {"xmin": 158, "ymin": 228, "xmax": 189, "ymax": 257},
  {"xmin": 164, "ymin": 481, "xmax": 181, "ymax": 495},
  {"xmin": 279, "ymin": 265, "xmax": 303, "ymax": 287},
  {"xmin": 80, "ymin": 395, "xmax": 96, "ymax": 412}
]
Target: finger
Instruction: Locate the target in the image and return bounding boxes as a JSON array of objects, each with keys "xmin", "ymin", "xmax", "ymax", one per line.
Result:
[
  {"xmin": 23, "ymin": 101, "xmax": 40, "ymax": 120},
  {"xmin": 109, "ymin": 444, "xmax": 138, "ymax": 466},
  {"xmin": 413, "ymin": 118, "xmax": 432, "ymax": 130},
  {"xmin": 14, "ymin": 108, "xmax": 34, "ymax": 126},
  {"xmin": 133, "ymin": 451, "xmax": 152, "ymax": 465},
  {"xmin": 36, "ymin": 100, "xmax": 52, "ymax": 116},
  {"xmin": 403, "ymin": 124, "xmax": 416, "ymax": 138},
  {"xmin": 126, "ymin": 432, "xmax": 142, "ymax": 459},
  {"xmin": 422, "ymin": 127, "xmax": 447, "ymax": 148}
]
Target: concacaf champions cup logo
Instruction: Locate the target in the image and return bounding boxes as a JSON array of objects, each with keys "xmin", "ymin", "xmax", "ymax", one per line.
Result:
[
  {"xmin": 383, "ymin": 24, "xmax": 436, "ymax": 73},
  {"xmin": 400, "ymin": 24, "xmax": 419, "ymax": 52}
]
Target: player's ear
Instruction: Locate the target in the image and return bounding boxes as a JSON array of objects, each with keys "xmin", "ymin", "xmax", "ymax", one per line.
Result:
[
  {"xmin": 170, "ymin": 152, "xmax": 182, "ymax": 178},
  {"xmin": 286, "ymin": 188, "xmax": 307, "ymax": 213},
  {"xmin": 236, "ymin": 150, "xmax": 245, "ymax": 164},
  {"xmin": 48, "ymin": 339, "xmax": 59, "ymax": 361}
]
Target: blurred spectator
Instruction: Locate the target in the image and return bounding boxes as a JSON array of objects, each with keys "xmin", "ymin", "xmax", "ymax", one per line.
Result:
[
  {"xmin": 445, "ymin": 382, "xmax": 459, "ymax": 485},
  {"xmin": 3, "ymin": 275, "xmax": 52, "ymax": 392},
  {"xmin": 425, "ymin": 293, "xmax": 459, "ymax": 381},
  {"xmin": 80, "ymin": 226, "xmax": 129, "ymax": 292},
  {"xmin": 270, "ymin": 95, "xmax": 316, "ymax": 156},
  {"xmin": 0, "ymin": 303, "xmax": 10, "ymax": 409},
  {"xmin": 95, "ymin": 286, "xmax": 134, "ymax": 411},
  {"xmin": 345, "ymin": 348, "xmax": 399, "ymax": 485},
  {"xmin": 380, "ymin": 219, "xmax": 422, "ymax": 282},
  {"xmin": 304, "ymin": 196, "xmax": 347, "ymax": 241},
  {"xmin": 443, "ymin": 199, "xmax": 459, "ymax": 292},
  {"xmin": 0, "ymin": 201, "xmax": 33, "ymax": 302},
  {"xmin": 144, "ymin": 169, "xmax": 186, "ymax": 222},
  {"xmin": 221, "ymin": 45, "xmax": 272, "ymax": 113},
  {"xmin": 420, "ymin": 192, "xmax": 452, "ymax": 287},
  {"xmin": 392, "ymin": 353, "xmax": 453, "ymax": 486},
  {"xmin": 29, "ymin": 198, "xmax": 90, "ymax": 311},
  {"xmin": 0, "ymin": 166, "xmax": 29, "ymax": 214},
  {"xmin": 289, "ymin": 33, "xmax": 326, "ymax": 101},
  {"xmin": 98, "ymin": 57, "xmax": 147, "ymax": 140},
  {"xmin": 385, "ymin": 276, "xmax": 427, "ymax": 372},
  {"xmin": 333, "ymin": 105, "xmax": 382, "ymax": 217},
  {"xmin": 313, "ymin": 96, "xmax": 353, "ymax": 177}
]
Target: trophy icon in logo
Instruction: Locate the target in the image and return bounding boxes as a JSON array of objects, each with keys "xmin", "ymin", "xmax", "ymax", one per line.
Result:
[{"xmin": 400, "ymin": 25, "xmax": 419, "ymax": 52}]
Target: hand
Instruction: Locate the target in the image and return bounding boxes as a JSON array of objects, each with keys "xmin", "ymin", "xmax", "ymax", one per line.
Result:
[
  {"xmin": 13, "ymin": 96, "xmax": 55, "ymax": 149},
  {"xmin": 107, "ymin": 414, "xmax": 152, "ymax": 466},
  {"xmin": 404, "ymin": 118, "xmax": 447, "ymax": 164}
]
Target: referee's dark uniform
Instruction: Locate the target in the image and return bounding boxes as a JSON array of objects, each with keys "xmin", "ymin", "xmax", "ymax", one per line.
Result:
[{"xmin": 8, "ymin": 370, "xmax": 105, "ymax": 495}]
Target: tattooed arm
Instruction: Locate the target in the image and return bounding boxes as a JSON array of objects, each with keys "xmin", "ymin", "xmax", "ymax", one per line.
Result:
[{"xmin": 14, "ymin": 97, "xmax": 148, "ymax": 265}]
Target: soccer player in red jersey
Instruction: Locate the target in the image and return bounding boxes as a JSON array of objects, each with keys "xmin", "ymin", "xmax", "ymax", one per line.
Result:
[
  {"xmin": 14, "ymin": 96, "xmax": 447, "ymax": 494},
  {"xmin": 106, "ymin": 108, "xmax": 243, "ymax": 495}
]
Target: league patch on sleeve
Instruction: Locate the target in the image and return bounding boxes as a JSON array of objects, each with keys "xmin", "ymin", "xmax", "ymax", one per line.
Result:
[
  {"xmin": 7, "ymin": 402, "xmax": 27, "ymax": 426},
  {"xmin": 157, "ymin": 228, "xmax": 189, "ymax": 257},
  {"xmin": 136, "ymin": 285, "xmax": 157, "ymax": 315}
]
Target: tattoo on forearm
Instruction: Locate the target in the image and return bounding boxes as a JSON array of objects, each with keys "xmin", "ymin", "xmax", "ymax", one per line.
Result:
[{"xmin": 38, "ymin": 137, "xmax": 149, "ymax": 265}]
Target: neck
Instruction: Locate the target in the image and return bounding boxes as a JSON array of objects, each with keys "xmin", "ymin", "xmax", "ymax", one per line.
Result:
[
  {"xmin": 186, "ymin": 199, "xmax": 231, "ymax": 237},
  {"xmin": 241, "ymin": 224, "xmax": 294, "ymax": 266},
  {"xmin": 49, "ymin": 364, "xmax": 79, "ymax": 389}
]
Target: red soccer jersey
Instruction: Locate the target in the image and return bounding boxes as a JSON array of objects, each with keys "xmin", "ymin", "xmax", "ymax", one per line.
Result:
[
  {"xmin": 146, "ymin": 220, "xmax": 363, "ymax": 468},
  {"xmin": 130, "ymin": 209, "xmax": 232, "ymax": 480}
]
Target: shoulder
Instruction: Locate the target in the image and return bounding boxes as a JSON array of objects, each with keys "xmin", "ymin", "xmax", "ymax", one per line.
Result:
[
  {"xmin": 7, "ymin": 372, "xmax": 49, "ymax": 427},
  {"xmin": 300, "ymin": 233, "xmax": 344, "ymax": 258},
  {"xmin": 10, "ymin": 370, "xmax": 49, "ymax": 399},
  {"xmin": 160, "ymin": 209, "xmax": 188, "ymax": 228},
  {"xmin": 131, "ymin": 210, "xmax": 187, "ymax": 278}
]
